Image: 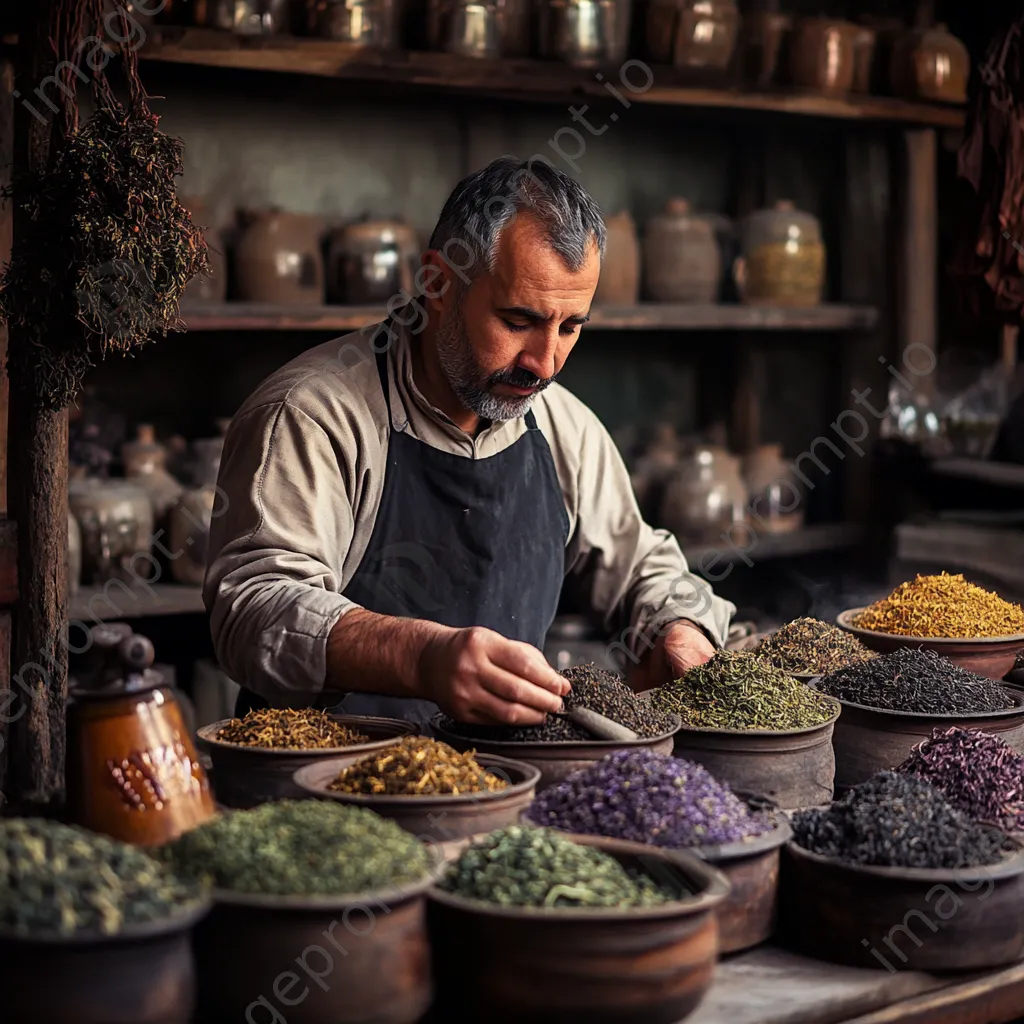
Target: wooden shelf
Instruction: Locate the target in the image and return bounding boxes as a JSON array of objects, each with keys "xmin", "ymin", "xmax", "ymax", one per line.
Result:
[
  {"xmin": 141, "ymin": 28, "xmax": 965, "ymax": 129},
  {"xmin": 683, "ymin": 522, "xmax": 863, "ymax": 568},
  {"xmin": 179, "ymin": 301, "xmax": 879, "ymax": 333},
  {"xmin": 69, "ymin": 583, "xmax": 206, "ymax": 622},
  {"xmin": 929, "ymin": 458, "xmax": 1024, "ymax": 490}
]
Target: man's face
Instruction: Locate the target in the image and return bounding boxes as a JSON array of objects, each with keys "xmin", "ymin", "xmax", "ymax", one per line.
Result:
[{"xmin": 432, "ymin": 211, "xmax": 601, "ymax": 421}]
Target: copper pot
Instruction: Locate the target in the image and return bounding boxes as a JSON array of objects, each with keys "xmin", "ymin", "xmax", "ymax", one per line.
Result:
[
  {"xmin": 646, "ymin": 0, "xmax": 739, "ymax": 70},
  {"xmin": 66, "ymin": 624, "xmax": 216, "ymax": 847},
  {"xmin": 235, "ymin": 209, "xmax": 325, "ymax": 305},
  {"xmin": 890, "ymin": 23, "xmax": 969, "ymax": 104},
  {"xmin": 326, "ymin": 217, "xmax": 419, "ymax": 304},
  {"xmin": 788, "ymin": 17, "xmax": 857, "ymax": 96}
]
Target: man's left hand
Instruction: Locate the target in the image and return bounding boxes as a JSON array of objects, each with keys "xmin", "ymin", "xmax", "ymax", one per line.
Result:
[{"xmin": 627, "ymin": 620, "xmax": 716, "ymax": 691}]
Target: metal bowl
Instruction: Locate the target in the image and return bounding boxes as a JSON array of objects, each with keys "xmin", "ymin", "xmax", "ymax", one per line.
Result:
[
  {"xmin": 430, "ymin": 714, "xmax": 681, "ymax": 791},
  {"xmin": 196, "ymin": 714, "xmax": 418, "ymax": 809},
  {"xmin": 836, "ymin": 606, "xmax": 1024, "ymax": 680},
  {"xmin": 427, "ymin": 833, "xmax": 728, "ymax": 1023},
  {"xmin": 293, "ymin": 752, "xmax": 540, "ymax": 842}
]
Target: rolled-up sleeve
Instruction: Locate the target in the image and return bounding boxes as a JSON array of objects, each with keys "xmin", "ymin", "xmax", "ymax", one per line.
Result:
[
  {"xmin": 204, "ymin": 402, "xmax": 360, "ymax": 705},
  {"xmin": 563, "ymin": 403, "xmax": 735, "ymax": 658}
]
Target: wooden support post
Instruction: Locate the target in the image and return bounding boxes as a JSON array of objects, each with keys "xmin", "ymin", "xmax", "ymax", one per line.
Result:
[
  {"xmin": 3, "ymin": 0, "xmax": 68, "ymax": 810},
  {"xmin": 900, "ymin": 129, "xmax": 938, "ymax": 397}
]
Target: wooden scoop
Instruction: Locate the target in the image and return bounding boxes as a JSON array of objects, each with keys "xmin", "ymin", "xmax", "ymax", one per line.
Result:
[{"xmin": 553, "ymin": 707, "xmax": 638, "ymax": 741}]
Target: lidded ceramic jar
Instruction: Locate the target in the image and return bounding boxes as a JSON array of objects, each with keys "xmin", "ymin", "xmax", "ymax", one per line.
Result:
[
  {"xmin": 659, "ymin": 445, "xmax": 747, "ymax": 544},
  {"xmin": 788, "ymin": 17, "xmax": 858, "ymax": 96},
  {"xmin": 69, "ymin": 479, "xmax": 154, "ymax": 586},
  {"xmin": 169, "ymin": 487, "xmax": 219, "ymax": 587},
  {"xmin": 646, "ymin": 0, "xmax": 740, "ymax": 70},
  {"xmin": 890, "ymin": 23, "xmax": 969, "ymax": 103},
  {"xmin": 326, "ymin": 217, "xmax": 419, "ymax": 304},
  {"xmin": 235, "ymin": 209, "xmax": 325, "ymax": 305},
  {"xmin": 594, "ymin": 210, "xmax": 641, "ymax": 306},
  {"xmin": 122, "ymin": 424, "xmax": 184, "ymax": 522},
  {"xmin": 643, "ymin": 199, "xmax": 721, "ymax": 304},
  {"xmin": 735, "ymin": 200, "xmax": 825, "ymax": 307},
  {"xmin": 742, "ymin": 444, "xmax": 804, "ymax": 534}
]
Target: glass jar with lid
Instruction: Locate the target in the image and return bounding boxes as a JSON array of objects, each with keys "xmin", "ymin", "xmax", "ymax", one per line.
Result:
[{"xmin": 735, "ymin": 200, "xmax": 826, "ymax": 307}]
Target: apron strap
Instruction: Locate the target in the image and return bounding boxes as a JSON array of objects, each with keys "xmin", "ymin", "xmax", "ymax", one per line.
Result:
[
  {"xmin": 524, "ymin": 407, "xmax": 539, "ymax": 430},
  {"xmin": 374, "ymin": 346, "xmax": 393, "ymax": 420}
]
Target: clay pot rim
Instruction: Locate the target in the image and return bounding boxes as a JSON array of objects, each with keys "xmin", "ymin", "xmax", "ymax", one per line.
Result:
[
  {"xmin": 666, "ymin": 698, "xmax": 841, "ymax": 738},
  {"xmin": 293, "ymin": 752, "xmax": 541, "ymax": 809},
  {"xmin": 784, "ymin": 837, "xmax": 1024, "ymax": 884},
  {"xmin": 430, "ymin": 712, "xmax": 682, "ymax": 753},
  {"xmin": 0, "ymin": 897, "xmax": 212, "ymax": 947},
  {"xmin": 837, "ymin": 607, "xmax": 1024, "ymax": 647},
  {"xmin": 428, "ymin": 831, "xmax": 729, "ymax": 921},
  {"xmin": 811, "ymin": 687, "xmax": 1024, "ymax": 723}
]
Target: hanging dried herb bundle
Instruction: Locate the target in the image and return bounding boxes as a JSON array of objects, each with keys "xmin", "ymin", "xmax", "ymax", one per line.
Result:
[
  {"xmin": 215, "ymin": 708, "xmax": 368, "ymax": 750},
  {"xmin": 852, "ymin": 573, "xmax": 1024, "ymax": 638},
  {"xmin": 0, "ymin": 2, "xmax": 208, "ymax": 409}
]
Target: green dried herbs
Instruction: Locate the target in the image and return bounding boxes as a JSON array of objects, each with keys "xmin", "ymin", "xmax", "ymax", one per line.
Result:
[
  {"xmin": 651, "ymin": 650, "xmax": 837, "ymax": 730},
  {"xmin": 0, "ymin": 818, "xmax": 204, "ymax": 938},
  {"xmin": 216, "ymin": 708, "xmax": 369, "ymax": 750},
  {"xmin": 159, "ymin": 801, "xmax": 431, "ymax": 897},
  {"xmin": 441, "ymin": 825, "xmax": 680, "ymax": 909},
  {"xmin": 328, "ymin": 737, "xmax": 507, "ymax": 796},
  {"xmin": 755, "ymin": 617, "xmax": 876, "ymax": 675}
]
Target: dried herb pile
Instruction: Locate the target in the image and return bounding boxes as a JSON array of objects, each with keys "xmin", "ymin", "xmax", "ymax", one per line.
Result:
[
  {"xmin": 438, "ymin": 663, "xmax": 673, "ymax": 742},
  {"xmin": 441, "ymin": 825, "xmax": 679, "ymax": 909},
  {"xmin": 328, "ymin": 737, "xmax": 507, "ymax": 796},
  {"xmin": 159, "ymin": 801, "xmax": 431, "ymax": 897},
  {"xmin": 215, "ymin": 708, "xmax": 368, "ymax": 750},
  {"xmin": 0, "ymin": 818, "xmax": 204, "ymax": 937},
  {"xmin": 755, "ymin": 617, "xmax": 876, "ymax": 676},
  {"xmin": 525, "ymin": 749, "xmax": 772, "ymax": 847},
  {"xmin": 792, "ymin": 772, "xmax": 1012, "ymax": 869},
  {"xmin": 897, "ymin": 727, "xmax": 1024, "ymax": 831},
  {"xmin": 650, "ymin": 651, "xmax": 837, "ymax": 731},
  {"xmin": 816, "ymin": 648, "xmax": 1015, "ymax": 715},
  {"xmin": 852, "ymin": 573, "xmax": 1024, "ymax": 638}
]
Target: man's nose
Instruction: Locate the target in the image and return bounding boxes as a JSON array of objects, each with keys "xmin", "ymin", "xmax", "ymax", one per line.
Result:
[{"xmin": 517, "ymin": 327, "xmax": 560, "ymax": 381}]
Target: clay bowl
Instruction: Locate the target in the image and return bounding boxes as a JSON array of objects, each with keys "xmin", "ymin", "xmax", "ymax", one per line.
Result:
[
  {"xmin": 780, "ymin": 838, "xmax": 1024, "ymax": 971},
  {"xmin": 293, "ymin": 753, "xmax": 540, "ymax": 843},
  {"xmin": 824, "ymin": 690, "xmax": 1024, "ymax": 791},
  {"xmin": 670, "ymin": 699, "xmax": 841, "ymax": 810},
  {"xmin": 427, "ymin": 833, "xmax": 728, "ymax": 1023},
  {"xmin": 836, "ymin": 607, "xmax": 1024, "ymax": 681},
  {"xmin": 194, "ymin": 870, "xmax": 440, "ymax": 1024},
  {"xmin": 196, "ymin": 714, "xmax": 418, "ymax": 809},
  {"xmin": 0, "ymin": 902, "xmax": 210, "ymax": 1024},
  {"xmin": 430, "ymin": 714, "xmax": 681, "ymax": 791}
]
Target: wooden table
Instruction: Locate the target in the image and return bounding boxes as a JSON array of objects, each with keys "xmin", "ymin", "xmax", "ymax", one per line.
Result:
[{"xmin": 689, "ymin": 946, "xmax": 1024, "ymax": 1024}]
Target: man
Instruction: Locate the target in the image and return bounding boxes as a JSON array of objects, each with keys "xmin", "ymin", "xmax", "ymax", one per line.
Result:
[{"xmin": 205, "ymin": 157, "xmax": 735, "ymax": 727}]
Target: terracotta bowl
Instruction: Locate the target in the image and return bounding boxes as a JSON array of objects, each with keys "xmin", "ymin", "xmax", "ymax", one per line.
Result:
[{"xmin": 836, "ymin": 607, "xmax": 1024, "ymax": 681}]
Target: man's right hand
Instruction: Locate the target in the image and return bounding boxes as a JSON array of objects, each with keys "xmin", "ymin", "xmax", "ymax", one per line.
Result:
[{"xmin": 418, "ymin": 624, "xmax": 570, "ymax": 726}]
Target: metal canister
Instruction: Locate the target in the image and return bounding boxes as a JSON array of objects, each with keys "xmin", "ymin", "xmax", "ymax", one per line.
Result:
[{"xmin": 539, "ymin": 0, "xmax": 616, "ymax": 68}]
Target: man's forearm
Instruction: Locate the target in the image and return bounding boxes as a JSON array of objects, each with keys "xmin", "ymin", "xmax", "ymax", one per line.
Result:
[{"xmin": 325, "ymin": 608, "xmax": 445, "ymax": 699}]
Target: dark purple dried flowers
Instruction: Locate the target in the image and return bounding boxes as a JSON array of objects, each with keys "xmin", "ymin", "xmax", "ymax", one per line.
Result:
[
  {"xmin": 896, "ymin": 726, "xmax": 1024, "ymax": 830},
  {"xmin": 524, "ymin": 749, "xmax": 773, "ymax": 847}
]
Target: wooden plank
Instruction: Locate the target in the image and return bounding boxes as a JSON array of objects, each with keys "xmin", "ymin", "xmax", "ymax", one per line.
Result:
[
  {"xmin": 139, "ymin": 29, "xmax": 965, "ymax": 128},
  {"xmin": 683, "ymin": 522, "xmax": 863, "ymax": 568},
  {"xmin": 179, "ymin": 301, "xmax": 880, "ymax": 333},
  {"xmin": 929, "ymin": 458, "xmax": 1024, "ymax": 489},
  {"xmin": 844, "ymin": 961, "xmax": 1024, "ymax": 1024},
  {"xmin": 0, "ymin": 58, "xmax": 12, "ymax": 517},
  {"xmin": 69, "ymin": 583, "xmax": 206, "ymax": 623}
]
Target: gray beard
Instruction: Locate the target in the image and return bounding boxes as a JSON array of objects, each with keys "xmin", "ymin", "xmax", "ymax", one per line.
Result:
[{"xmin": 434, "ymin": 303, "xmax": 539, "ymax": 423}]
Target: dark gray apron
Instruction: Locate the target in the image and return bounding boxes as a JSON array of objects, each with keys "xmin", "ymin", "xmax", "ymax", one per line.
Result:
[{"xmin": 235, "ymin": 343, "xmax": 569, "ymax": 725}]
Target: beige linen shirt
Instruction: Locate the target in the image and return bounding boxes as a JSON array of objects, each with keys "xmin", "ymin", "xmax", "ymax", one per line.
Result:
[{"xmin": 205, "ymin": 317, "xmax": 735, "ymax": 705}]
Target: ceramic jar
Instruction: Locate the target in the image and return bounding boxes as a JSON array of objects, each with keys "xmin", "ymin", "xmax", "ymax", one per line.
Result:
[
  {"xmin": 742, "ymin": 444, "xmax": 804, "ymax": 534},
  {"xmin": 538, "ymin": 0, "xmax": 618, "ymax": 69},
  {"xmin": 630, "ymin": 422, "xmax": 681, "ymax": 518},
  {"xmin": 643, "ymin": 199, "xmax": 721, "ymax": 304},
  {"xmin": 735, "ymin": 200, "xmax": 825, "ymax": 307},
  {"xmin": 122, "ymin": 424, "xmax": 184, "ymax": 523},
  {"xmin": 190, "ymin": 419, "xmax": 231, "ymax": 488},
  {"xmin": 191, "ymin": 0, "xmax": 290, "ymax": 33},
  {"xmin": 660, "ymin": 445, "xmax": 746, "ymax": 544},
  {"xmin": 181, "ymin": 196, "xmax": 228, "ymax": 304},
  {"xmin": 300, "ymin": 0, "xmax": 400, "ymax": 46},
  {"xmin": 169, "ymin": 487, "xmax": 219, "ymax": 586},
  {"xmin": 594, "ymin": 211, "xmax": 641, "ymax": 306},
  {"xmin": 851, "ymin": 25, "xmax": 877, "ymax": 93},
  {"xmin": 424, "ymin": 0, "xmax": 531, "ymax": 56},
  {"xmin": 68, "ymin": 511, "xmax": 82, "ymax": 596},
  {"xmin": 788, "ymin": 18, "xmax": 857, "ymax": 96},
  {"xmin": 69, "ymin": 479, "xmax": 154, "ymax": 585},
  {"xmin": 327, "ymin": 218, "xmax": 419, "ymax": 304},
  {"xmin": 235, "ymin": 210, "xmax": 325, "ymax": 306},
  {"xmin": 646, "ymin": 0, "xmax": 739, "ymax": 70},
  {"xmin": 890, "ymin": 24, "xmax": 969, "ymax": 104},
  {"xmin": 740, "ymin": 10, "xmax": 791, "ymax": 88}
]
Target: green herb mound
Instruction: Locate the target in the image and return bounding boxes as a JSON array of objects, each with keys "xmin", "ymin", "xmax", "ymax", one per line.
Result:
[
  {"xmin": 441, "ymin": 825, "xmax": 678, "ymax": 909},
  {"xmin": 0, "ymin": 818, "xmax": 204, "ymax": 938},
  {"xmin": 160, "ymin": 800, "xmax": 431, "ymax": 897}
]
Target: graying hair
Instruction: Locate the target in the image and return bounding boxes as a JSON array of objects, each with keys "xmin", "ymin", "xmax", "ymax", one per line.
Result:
[{"xmin": 427, "ymin": 156, "xmax": 606, "ymax": 282}]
